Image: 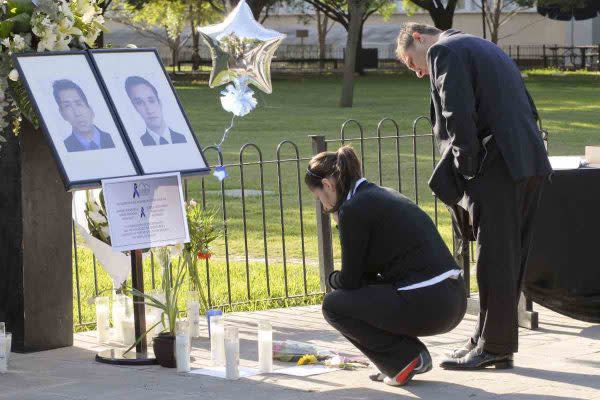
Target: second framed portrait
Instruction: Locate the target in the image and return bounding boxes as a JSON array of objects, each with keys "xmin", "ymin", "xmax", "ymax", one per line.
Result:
[{"xmin": 90, "ymin": 49, "xmax": 210, "ymax": 176}]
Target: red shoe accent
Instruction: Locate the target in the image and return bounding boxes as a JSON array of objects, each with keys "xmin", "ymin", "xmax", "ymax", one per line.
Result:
[{"xmin": 395, "ymin": 357, "xmax": 420, "ymax": 384}]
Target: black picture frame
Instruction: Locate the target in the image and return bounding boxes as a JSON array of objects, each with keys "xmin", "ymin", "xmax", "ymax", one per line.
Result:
[
  {"xmin": 88, "ymin": 48, "xmax": 211, "ymax": 178},
  {"xmin": 12, "ymin": 51, "xmax": 141, "ymax": 191}
]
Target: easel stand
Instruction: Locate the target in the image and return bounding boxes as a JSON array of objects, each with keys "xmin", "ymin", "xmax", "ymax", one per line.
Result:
[{"xmin": 95, "ymin": 249, "xmax": 157, "ymax": 365}]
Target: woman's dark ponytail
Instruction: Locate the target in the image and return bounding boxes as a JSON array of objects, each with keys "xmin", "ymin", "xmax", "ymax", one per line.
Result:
[
  {"xmin": 305, "ymin": 145, "xmax": 363, "ymax": 212},
  {"xmin": 334, "ymin": 146, "xmax": 362, "ymax": 206}
]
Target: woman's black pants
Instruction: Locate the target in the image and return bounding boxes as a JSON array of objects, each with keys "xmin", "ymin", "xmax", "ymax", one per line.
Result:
[{"xmin": 322, "ymin": 276, "xmax": 467, "ymax": 378}]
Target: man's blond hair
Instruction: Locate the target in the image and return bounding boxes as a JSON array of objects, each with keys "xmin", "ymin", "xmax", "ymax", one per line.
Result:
[{"xmin": 395, "ymin": 23, "xmax": 442, "ymax": 62}]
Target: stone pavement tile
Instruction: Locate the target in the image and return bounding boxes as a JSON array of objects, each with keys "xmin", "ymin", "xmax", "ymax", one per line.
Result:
[
  {"xmin": 497, "ymin": 385, "xmax": 600, "ymax": 400},
  {"xmin": 0, "ymin": 371, "xmax": 76, "ymax": 400}
]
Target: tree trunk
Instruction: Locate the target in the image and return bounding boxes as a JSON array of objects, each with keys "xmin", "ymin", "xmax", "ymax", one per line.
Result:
[
  {"xmin": 354, "ymin": 21, "xmax": 365, "ymax": 75},
  {"xmin": 225, "ymin": 0, "xmax": 266, "ymax": 20},
  {"xmin": 317, "ymin": 9, "xmax": 328, "ymax": 70},
  {"xmin": 429, "ymin": 8, "xmax": 455, "ymax": 30},
  {"xmin": 190, "ymin": 6, "xmax": 201, "ymax": 71},
  {"xmin": 339, "ymin": 0, "xmax": 365, "ymax": 108},
  {"xmin": 490, "ymin": 0, "xmax": 501, "ymax": 44},
  {"xmin": 481, "ymin": 0, "xmax": 487, "ymax": 39},
  {"xmin": 171, "ymin": 38, "xmax": 181, "ymax": 71}
]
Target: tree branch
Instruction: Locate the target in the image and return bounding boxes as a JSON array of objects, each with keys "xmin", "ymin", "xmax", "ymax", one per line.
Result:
[
  {"xmin": 304, "ymin": 0, "xmax": 349, "ymax": 29},
  {"xmin": 408, "ymin": 0, "xmax": 436, "ymax": 11}
]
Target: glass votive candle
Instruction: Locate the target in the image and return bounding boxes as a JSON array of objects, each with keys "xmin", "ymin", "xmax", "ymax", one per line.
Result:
[
  {"xmin": 176, "ymin": 331, "xmax": 191, "ymax": 372},
  {"xmin": 112, "ymin": 293, "xmax": 129, "ymax": 343},
  {"xmin": 186, "ymin": 292, "xmax": 201, "ymax": 339},
  {"xmin": 120, "ymin": 297, "xmax": 135, "ymax": 347},
  {"xmin": 224, "ymin": 326, "xmax": 240, "ymax": 380},
  {"xmin": 0, "ymin": 322, "xmax": 5, "ymax": 336},
  {"xmin": 210, "ymin": 316, "xmax": 225, "ymax": 366},
  {"xmin": 95, "ymin": 297, "xmax": 110, "ymax": 344},
  {"xmin": 0, "ymin": 334, "xmax": 6, "ymax": 373},
  {"xmin": 4, "ymin": 333, "xmax": 11, "ymax": 368},
  {"xmin": 258, "ymin": 320, "xmax": 273, "ymax": 373}
]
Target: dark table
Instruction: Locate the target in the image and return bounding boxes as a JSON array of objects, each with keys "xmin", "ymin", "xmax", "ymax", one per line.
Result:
[{"xmin": 525, "ymin": 167, "xmax": 600, "ymax": 323}]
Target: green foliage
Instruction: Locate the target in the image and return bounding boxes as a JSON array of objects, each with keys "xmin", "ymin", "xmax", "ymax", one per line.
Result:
[
  {"xmin": 0, "ymin": 0, "xmax": 34, "ymax": 39},
  {"xmin": 402, "ymin": 0, "xmax": 422, "ymax": 16},
  {"xmin": 128, "ymin": 247, "xmax": 187, "ymax": 336},
  {"xmin": 7, "ymin": 77, "xmax": 38, "ymax": 129},
  {"xmin": 537, "ymin": 0, "xmax": 591, "ymax": 9}
]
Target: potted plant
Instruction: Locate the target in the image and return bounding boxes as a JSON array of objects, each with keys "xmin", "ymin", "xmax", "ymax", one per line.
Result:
[
  {"xmin": 127, "ymin": 245, "xmax": 186, "ymax": 368},
  {"xmin": 183, "ymin": 201, "xmax": 223, "ymax": 322}
]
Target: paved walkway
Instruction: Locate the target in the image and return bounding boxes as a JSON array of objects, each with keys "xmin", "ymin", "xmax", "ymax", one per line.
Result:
[{"xmin": 1, "ymin": 303, "xmax": 599, "ymax": 400}]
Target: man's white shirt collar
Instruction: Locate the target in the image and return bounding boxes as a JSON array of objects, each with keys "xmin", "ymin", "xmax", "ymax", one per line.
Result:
[{"xmin": 147, "ymin": 127, "xmax": 170, "ymax": 144}]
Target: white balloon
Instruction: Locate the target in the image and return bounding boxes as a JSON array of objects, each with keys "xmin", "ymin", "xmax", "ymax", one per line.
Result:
[{"xmin": 198, "ymin": 0, "xmax": 285, "ymax": 94}]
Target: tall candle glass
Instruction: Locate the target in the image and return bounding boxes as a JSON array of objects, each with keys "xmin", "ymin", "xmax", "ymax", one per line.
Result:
[
  {"xmin": 120, "ymin": 296, "xmax": 135, "ymax": 347},
  {"xmin": 4, "ymin": 333, "xmax": 11, "ymax": 370},
  {"xmin": 224, "ymin": 326, "xmax": 240, "ymax": 380},
  {"xmin": 186, "ymin": 292, "xmax": 201, "ymax": 338},
  {"xmin": 176, "ymin": 320, "xmax": 191, "ymax": 373},
  {"xmin": 258, "ymin": 320, "xmax": 273, "ymax": 373},
  {"xmin": 112, "ymin": 293, "xmax": 129, "ymax": 343},
  {"xmin": 95, "ymin": 297, "xmax": 110, "ymax": 344},
  {"xmin": 0, "ymin": 333, "xmax": 6, "ymax": 373},
  {"xmin": 210, "ymin": 316, "xmax": 225, "ymax": 366}
]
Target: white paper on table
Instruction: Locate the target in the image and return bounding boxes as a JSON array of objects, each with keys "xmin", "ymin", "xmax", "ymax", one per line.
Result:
[
  {"xmin": 273, "ymin": 365, "xmax": 340, "ymax": 377},
  {"xmin": 189, "ymin": 366, "xmax": 260, "ymax": 379},
  {"xmin": 72, "ymin": 190, "xmax": 131, "ymax": 286},
  {"xmin": 548, "ymin": 156, "xmax": 583, "ymax": 170}
]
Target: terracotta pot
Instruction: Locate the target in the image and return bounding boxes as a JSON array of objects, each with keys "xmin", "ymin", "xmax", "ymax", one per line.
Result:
[{"xmin": 153, "ymin": 333, "xmax": 176, "ymax": 368}]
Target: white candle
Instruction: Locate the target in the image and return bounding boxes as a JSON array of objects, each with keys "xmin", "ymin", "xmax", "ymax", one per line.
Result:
[
  {"xmin": 176, "ymin": 332, "xmax": 191, "ymax": 372},
  {"xmin": 0, "ymin": 334, "xmax": 6, "ymax": 373},
  {"xmin": 111, "ymin": 293, "xmax": 129, "ymax": 343},
  {"xmin": 120, "ymin": 296, "xmax": 135, "ymax": 348},
  {"xmin": 210, "ymin": 316, "xmax": 225, "ymax": 366},
  {"xmin": 258, "ymin": 320, "xmax": 273, "ymax": 373},
  {"xmin": 121, "ymin": 317, "xmax": 135, "ymax": 347},
  {"xmin": 186, "ymin": 299, "xmax": 201, "ymax": 338},
  {"xmin": 95, "ymin": 297, "xmax": 110, "ymax": 344},
  {"xmin": 224, "ymin": 326, "xmax": 240, "ymax": 380}
]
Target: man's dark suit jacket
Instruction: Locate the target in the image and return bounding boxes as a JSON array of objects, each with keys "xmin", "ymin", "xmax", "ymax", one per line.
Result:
[
  {"xmin": 427, "ymin": 29, "xmax": 552, "ymax": 206},
  {"xmin": 140, "ymin": 129, "xmax": 187, "ymax": 146},
  {"xmin": 63, "ymin": 127, "xmax": 115, "ymax": 152}
]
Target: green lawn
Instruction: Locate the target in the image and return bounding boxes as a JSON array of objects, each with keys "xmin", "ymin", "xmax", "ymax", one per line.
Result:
[{"xmin": 73, "ymin": 70, "xmax": 599, "ymax": 329}]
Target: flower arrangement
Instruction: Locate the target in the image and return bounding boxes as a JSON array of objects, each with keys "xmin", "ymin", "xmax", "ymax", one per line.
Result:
[
  {"xmin": 84, "ymin": 189, "xmax": 110, "ymax": 245},
  {"xmin": 0, "ymin": 0, "xmax": 106, "ymax": 145},
  {"xmin": 183, "ymin": 200, "xmax": 222, "ymax": 313}
]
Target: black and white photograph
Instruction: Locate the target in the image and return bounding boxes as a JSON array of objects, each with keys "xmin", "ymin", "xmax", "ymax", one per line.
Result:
[
  {"xmin": 90, "ymin": 49, "xmax": 209, "ymax": 175},
  {"xmin": 13, "ymin": 52, "xmax": 138, "ymax": 189}
]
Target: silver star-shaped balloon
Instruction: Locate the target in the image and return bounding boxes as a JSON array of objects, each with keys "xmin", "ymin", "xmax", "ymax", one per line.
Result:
[{"xmin": 198, "ymin": 0, "xmax": 285, "ymax": 94}]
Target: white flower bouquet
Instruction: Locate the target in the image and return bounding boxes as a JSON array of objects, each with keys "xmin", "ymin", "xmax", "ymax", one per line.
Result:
[{"xmin": 0, "ymin": 0, "xmax": 107, "ymax": 147}]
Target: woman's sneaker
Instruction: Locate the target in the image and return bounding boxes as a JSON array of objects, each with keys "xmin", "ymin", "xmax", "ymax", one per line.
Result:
[{"xmin": 383, "ymin": 350, "xmax": 433, "ymax": 387}]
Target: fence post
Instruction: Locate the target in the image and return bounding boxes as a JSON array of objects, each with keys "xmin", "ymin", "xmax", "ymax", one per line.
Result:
[
  {"xmin": 543, "ymin": 44, "xmax": 547, "ymax": 68},
  {"xmin": 517, "ymin": 45, "xmax": 520, "ymax": 66},
  {"xmin": 310, "ymin": 135, "xmax": 335, "ymax": 293},
  {"xmin": 581, "ymin": 47, "xmax": 587, "ymax": 69}
]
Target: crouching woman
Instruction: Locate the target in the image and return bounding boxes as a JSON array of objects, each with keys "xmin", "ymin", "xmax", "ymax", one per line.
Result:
[{"xmin": 305, "ymin": 145, "xmax": 466, "ymax": 386}]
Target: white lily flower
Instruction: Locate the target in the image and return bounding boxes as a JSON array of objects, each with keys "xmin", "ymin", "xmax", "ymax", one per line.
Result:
[{"xmin": 8, "ymin": 69, "xmax": 19, "ymax": 82}]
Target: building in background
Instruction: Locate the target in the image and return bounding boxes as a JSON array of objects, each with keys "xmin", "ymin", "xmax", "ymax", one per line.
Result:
[{"xmin": 104, "ymin": 1, "xmax": 600, "ymax": 66}]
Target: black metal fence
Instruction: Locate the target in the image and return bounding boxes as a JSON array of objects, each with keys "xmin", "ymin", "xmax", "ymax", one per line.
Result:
[
  {"xmin": 502, "ymin": 44, "xmax": 600, "ymax": 70},
  {"xmin": 72, "ymin": 116, "xmax": 467, "ymax": 329},
  {"xmin": 176, "ymin": 43, "xmax": 599, "ymax": 72}
]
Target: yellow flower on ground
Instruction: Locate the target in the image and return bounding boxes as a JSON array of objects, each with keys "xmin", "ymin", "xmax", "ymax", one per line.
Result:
[{"xmin": 297, "ymin": 354, "xmax": 318, "ymax": 366}]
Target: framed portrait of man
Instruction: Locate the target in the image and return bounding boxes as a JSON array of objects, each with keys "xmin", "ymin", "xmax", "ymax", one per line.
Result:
[
  {"xmin": 89, "ymin": 49, "xmax": 210, "ymax": 176},
  {"xmin": 12, "ymin": 52, "xmax": 139, "ymax": 190}
]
